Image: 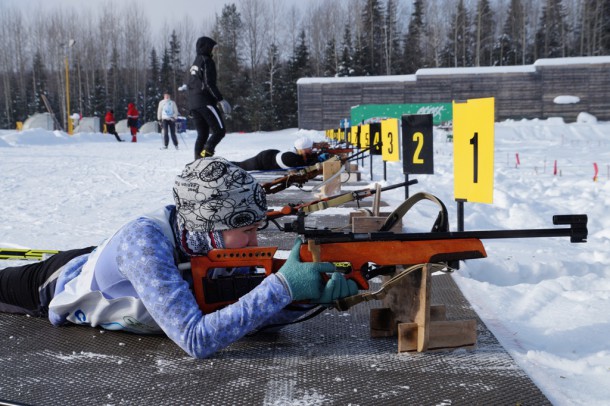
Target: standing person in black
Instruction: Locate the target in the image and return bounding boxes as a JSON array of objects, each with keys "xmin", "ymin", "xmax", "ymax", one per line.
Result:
[
  {"xmin": 188, "ymin": 36, "xmax": 231, "ymax": 160},
  {"xmin": 231, "ymin": 136, "xmax": 330, "ymax": 171}
]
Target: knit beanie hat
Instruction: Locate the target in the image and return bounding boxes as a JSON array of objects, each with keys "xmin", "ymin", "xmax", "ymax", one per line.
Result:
[
  {"xmin": 173, "ymin": 157, "xmax": 267, "ymax": 232},
  {"xmin": 294, "ymin": 136, "xmax": 313, "ymax": 150}
]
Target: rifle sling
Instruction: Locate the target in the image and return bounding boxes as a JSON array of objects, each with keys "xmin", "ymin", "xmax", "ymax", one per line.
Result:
[{"xmin": 380, "ymin": 192, "xmax": 449, "ymax": 233}]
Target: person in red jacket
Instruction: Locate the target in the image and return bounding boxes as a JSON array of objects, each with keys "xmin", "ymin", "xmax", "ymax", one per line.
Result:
[
  {"xmin": 104, "ymin": 110, "xmax": 124, "ymax": 142},
  {"xmin": 127, "ymin": 103, "xmax": 139, "ymax": 142}
]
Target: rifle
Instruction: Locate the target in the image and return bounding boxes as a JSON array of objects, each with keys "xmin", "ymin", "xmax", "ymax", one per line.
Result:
[
  {"xmin": 186, "ymin": 193, "xmax": 587, "ymax": 313},
  {"xmin": 261, "ymin": 147, "xmax": 372, "ymax": 194},
  {"xmin": 312, "ymin": 141, "xmax": 354, "ymax": 155},
  {"xmin": 264, "ymin": 179, "xmax": 419, "ymax": 224}
]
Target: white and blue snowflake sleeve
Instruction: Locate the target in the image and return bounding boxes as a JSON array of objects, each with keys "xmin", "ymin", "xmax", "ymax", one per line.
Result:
[{"xmin": 116, "ymin": 218, "xmax": 294, "ymax": 358}]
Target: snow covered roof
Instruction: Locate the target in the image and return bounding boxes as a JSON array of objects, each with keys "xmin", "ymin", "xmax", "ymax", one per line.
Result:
[{"xmin": 297, "ymin": 56, "xmax": 610, "ymax": 85}]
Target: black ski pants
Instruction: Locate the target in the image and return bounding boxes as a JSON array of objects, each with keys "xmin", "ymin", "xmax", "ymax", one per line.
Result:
[
  {"xmin": 0, "ymin": 246, "xmax": 95, "ymax": 317},
  {"xmin": 232, "ymin": 150, "xmax": 281, "ymax": 171},
  {"xmin": 162, "ymin": 119, "xmax": 178, "ymax": 147},
  {"xmin": 192, "ymin": 104, "xmax": 225, "ymax": 159}
]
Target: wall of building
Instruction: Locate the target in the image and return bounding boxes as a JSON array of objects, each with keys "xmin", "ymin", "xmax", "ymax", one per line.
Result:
[{"xmin": 297, "ymin": 56, "xmax": 610, "ymax": 130}]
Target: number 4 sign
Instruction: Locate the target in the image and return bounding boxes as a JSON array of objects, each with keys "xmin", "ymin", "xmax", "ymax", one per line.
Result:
[{"xmin": 453, "ymin": 97, "xmax": 495, "ymax": 204}]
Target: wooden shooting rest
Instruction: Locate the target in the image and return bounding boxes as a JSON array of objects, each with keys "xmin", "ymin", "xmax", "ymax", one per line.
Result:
[
  {"xmin": 370, "ymin": 264, "xmax": 477, "ymax": 353},
  {"xmin": 351, "ymin": 198, "xmax": 477, "ymax": 353}
]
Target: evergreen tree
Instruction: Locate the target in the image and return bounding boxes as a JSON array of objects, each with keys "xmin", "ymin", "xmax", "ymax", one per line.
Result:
[
  {"xmin": 107, "ymin": 47, "xmax": 124, "ymax": 119},
  {"xmin": 402, "ymin": 0, "xmax": 425, "ymax": 74},
  {"xmin": 145, "ymin": 48, "xmax": 162, "ymax": 122},
  {"xmin": 322, "ymin": 37, "xmax": 337, "ymax": 77},
  {"xmin": 29, "ymin": 51, "xmax": 46, "ymax": 116},
  {"xmin": 92, "ymin": 71, "xmax": 106, "ymax": 119},
  {"xmin": 603, "ymin": 0, "xmax": 610, "ymax": 53},
  {"xmin": 337, "ymin": 25, "xmax": 354, "ymax": 77},
  {"xmin": 281, "ymin": 30, "xmax": 311, "ymax": 127},
  {"xmin": 352, "ymin": 31, "xmax": 368, "ymax": 76},
  {"xmin": 494, "ymin": 0, "xmax": 525, "ymax": 65},
  {"xmin": 214, "ymin": 4, "xmax": 244, "ymax": 131},
  {"xmin": 474, "ymin": 0, "xmax": 494, "ymax": 66},
  {"xmin": 442, "ymin": 0, "xmax": 473, "ymax": 67},
  {"xmin": 160, "ymin": 48, "xmax": 172, "ymax": 95},
  {"xmin": 535, "ymin": 0, "xmax": 569, "ymax": 58},
  {"xmin": 168, "ymin": 31, "xmax": 182, "ymax": 97},
  {"xmin": 384, "ymin": 0, "xmax": 401, "ymax": 74},
  {"xmin": 360, "ymin": 0, "xmax": 384, "ymax": 75},
  {"xmin": 264, "ymin": 43, "xmax": 283, "ymax": 130}
]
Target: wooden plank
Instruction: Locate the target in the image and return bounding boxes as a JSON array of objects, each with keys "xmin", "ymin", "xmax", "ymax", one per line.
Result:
[
  {"xmin": 414, "ymin": 264, "xmax": 431, "ymax": 352},
  {"xmin": 397, "ymin": 320, "xmax": 477, "ymax": 352},
  {"xmin": 370, "ymin": 308, "xmax": 396, "ymax": 337}
]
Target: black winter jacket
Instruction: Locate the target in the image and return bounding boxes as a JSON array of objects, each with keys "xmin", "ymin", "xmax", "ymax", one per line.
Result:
[{"xmin": 187, "ymin": 37, "xmax": 224, "ymax": 110}]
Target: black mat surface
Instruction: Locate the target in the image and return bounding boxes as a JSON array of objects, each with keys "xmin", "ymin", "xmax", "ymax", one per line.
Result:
[{"xmin": 0, "ymin": 180, "xmax": 550, "ymax": 405}]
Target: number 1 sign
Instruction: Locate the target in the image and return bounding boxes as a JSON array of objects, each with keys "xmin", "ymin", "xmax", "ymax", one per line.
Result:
[{"xmin": 453, "ymin": 97, "xmax": 495, "ymax": 204}]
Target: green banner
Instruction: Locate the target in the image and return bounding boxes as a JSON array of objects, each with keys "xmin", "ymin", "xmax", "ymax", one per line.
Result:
[{"xmin": 351, "ymin": 103, "xmax": 452, "ymax": 126}]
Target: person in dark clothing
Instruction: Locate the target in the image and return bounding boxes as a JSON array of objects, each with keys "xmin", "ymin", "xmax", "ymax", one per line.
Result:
[
  {"xmin": 104, "ymin": 110, "xmax": 124, "ymax": 142},
  {"xmin": 231, "ymin": 136, "xmax": 331, "ymax": 171},
  {"xmin": 188, "ymin": 36, "xmax": 231, "ymax": 160}
]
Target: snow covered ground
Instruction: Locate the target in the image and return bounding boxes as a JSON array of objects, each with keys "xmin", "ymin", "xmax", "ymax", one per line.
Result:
[{"xmin": 1, "ymin": 116, "xmax": 609, "ymax": 405}]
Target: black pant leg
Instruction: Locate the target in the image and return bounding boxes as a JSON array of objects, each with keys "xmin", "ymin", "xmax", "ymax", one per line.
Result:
[
  {"xmin": 169, "ymin": 121, "xmax": 178, "ymax": 146},
  {"xmin": 0, "ymin": 246, "xmax": 96, "ymax": 316},
  {"xmin": 198, "ymin": 105, "xmax": 226, "ymax": 155},
  {"xmin": 192, "ymin": 109, "xmax": 210, "ymax": 159}
]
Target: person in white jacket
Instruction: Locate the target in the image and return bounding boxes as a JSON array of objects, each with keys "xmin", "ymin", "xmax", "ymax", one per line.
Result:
[
  {"xmin": 0, "ymin": 157, "xmax": 358, "ymax": 358},
  {"xmin": 157, "ymin": 92, "xmax": 179, "ymax": 149}
]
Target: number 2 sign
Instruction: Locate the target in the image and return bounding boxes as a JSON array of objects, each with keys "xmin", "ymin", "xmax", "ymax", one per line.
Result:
[
  {"xmin": 453, "ymin": 97, "xmax": 495, "ymax": 204},
  {"xmin": 401, "ymin": 114, "xmax": 433, "ymax": 174}
]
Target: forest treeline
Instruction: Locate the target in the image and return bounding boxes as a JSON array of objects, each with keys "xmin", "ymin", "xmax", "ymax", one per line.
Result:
[{"xmin": 0, "ymin": 0, "xmax": 608, "ymax": 132}]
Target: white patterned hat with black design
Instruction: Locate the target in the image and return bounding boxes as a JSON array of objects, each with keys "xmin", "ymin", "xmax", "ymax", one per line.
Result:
[{"xmin": 173, "ymin": 157, "xmax": 267, "ymax": 232}]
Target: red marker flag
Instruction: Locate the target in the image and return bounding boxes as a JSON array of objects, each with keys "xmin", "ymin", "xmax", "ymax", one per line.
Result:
[{"xmin": 593, "ymin": 162, "xmax": 599, "ymax": 182}]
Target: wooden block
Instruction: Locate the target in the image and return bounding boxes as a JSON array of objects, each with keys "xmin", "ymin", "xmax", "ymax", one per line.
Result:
[
  {"xmin": 370, "ymin": 308, "xmax": 397, "ymax": 337},
  {"xmin": 426, "ymin": 320, "xmax": 477, "ymax": 350},
  {"xmin": 397, "ymin": 322, "xmax": 418, "ymax": 352},
  {"xmin": 352, "ymin": 217, "xmax": 387, "ymax": 232},
  {"xmin": 430, "ymin": 304, "xmax": 446, "ymax": 321},
  {"xmin": 397, "ymin": 320, "xmax": 477, "ymax": 352},
  {"xmin": 340, "ymin": 172, "xmax": 361, "ymax": 182},
  {"xmin": 319, "ymin": 159, "xmax": 341, "ymax": 197},
  {"xmin": 350, "ymin": 214, "xmax": 402, "ymax": 233}
]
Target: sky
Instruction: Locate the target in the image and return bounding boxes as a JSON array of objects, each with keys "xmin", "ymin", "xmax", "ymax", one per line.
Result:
[
  {"xmin": 1, "ymin": 0, "xmax": 305, "ymax": 28},
  {"xmin": 1, "ymin": 111, "xmax": 609, "ymax": 405}
]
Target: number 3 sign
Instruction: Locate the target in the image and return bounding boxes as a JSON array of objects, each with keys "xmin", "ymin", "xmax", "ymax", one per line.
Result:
[{"xmin": 453, "ymin": 97, "xmax": 495, "ymax": 204}]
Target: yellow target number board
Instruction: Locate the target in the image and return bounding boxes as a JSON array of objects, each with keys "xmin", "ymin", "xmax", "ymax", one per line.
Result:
[
  {"xmin": 381, "ymin": 118, "xmax": 400, "ymax": 161},
  {"xmin": 453, "ymin": 97, "xmax": 495, "ymax": 204}
]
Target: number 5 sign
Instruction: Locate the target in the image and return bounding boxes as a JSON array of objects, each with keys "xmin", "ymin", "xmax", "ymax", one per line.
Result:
[{"xmin": 453, "ymin": 97, "xmax": 495, "ymax": 204}]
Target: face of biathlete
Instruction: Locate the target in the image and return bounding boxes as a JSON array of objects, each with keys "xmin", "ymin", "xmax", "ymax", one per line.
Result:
[{"xmin": 221, "ymin": 222, "xmax": 261, "ymax": 249}]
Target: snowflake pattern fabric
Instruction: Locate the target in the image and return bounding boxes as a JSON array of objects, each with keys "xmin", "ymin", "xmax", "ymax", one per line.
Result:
[{"xmin": 50, "ymin": 209, "xmax": 300, "ymax": 358}]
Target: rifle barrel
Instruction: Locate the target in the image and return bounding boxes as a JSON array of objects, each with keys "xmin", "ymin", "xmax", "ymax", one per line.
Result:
[{"xmin": 306, "ymin": 214, "xmax": 587, "ymax": 244}]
